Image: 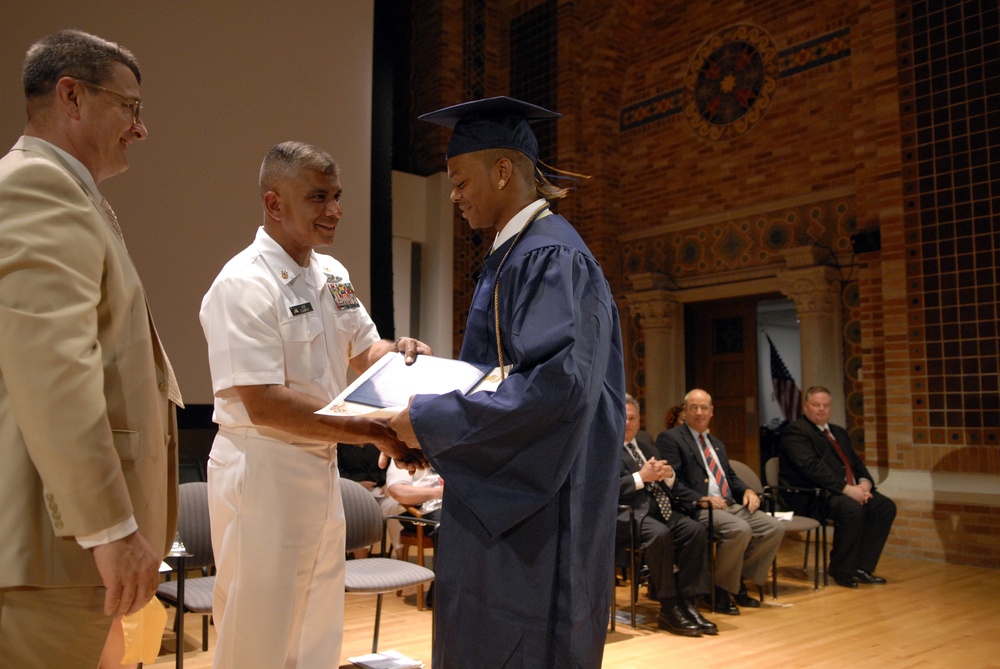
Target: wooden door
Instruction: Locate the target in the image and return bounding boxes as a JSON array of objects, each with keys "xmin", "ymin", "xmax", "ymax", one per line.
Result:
[{"xmin": 685, "ymin": 297, "xmax": 765, "ymax": 472}]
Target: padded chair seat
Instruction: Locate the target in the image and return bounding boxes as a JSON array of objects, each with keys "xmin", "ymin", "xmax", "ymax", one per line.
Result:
[
  {"xmin": 345, "ymin": 557, "xmax": 435, "ymax": 594},
  {"xmin": 341, "ymin": 479, "xmax": 436, "ymax": 652},
  {"xmin": 764, "ymin": 457, "xmax": 826, "ymax": 589},
  {"xmin": 157, "ymin": 575, "xmax": 216, "ymax": 612},
  {"xmin": 390, "ymin": 510, "xmax": 438, "ymax": 611},
  {"xmin": 781, "ymin": 515, "xmax": 821, "ymax": 535}
]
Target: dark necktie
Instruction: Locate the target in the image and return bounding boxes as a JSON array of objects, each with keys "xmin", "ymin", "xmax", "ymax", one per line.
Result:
[
  {"xmin": 625, "ymin": 441, "xmax": 672, "ymax": 521},
  {"xmin": 699, "ymin": 433, "xmax": 731, "ymax": 499},
  {"xmin": 824, "ymin": 428, "xmax": 856, "ymax": 485}
]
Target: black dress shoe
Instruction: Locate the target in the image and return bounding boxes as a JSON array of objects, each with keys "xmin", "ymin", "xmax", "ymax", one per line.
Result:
[
  {"xmin": 734, "ymin": 583, "xmax": 761, "ymax": 608},
  {"xmin": 681, "ymin": 598, "xmax": 718, "ymax": 635},
  {"xmin": 854, "ymin": 569, "xmax": 887, "ymax": 585},
  {"xmin": 831, "ymin": 573, "xmax": 858, "ymax": 588},
  {"xmin": 658, "ymin": 600, "xmax": 702, "ymax": 637},
  {"xmin": 712, "ymin": 588, "xmax": 741, "ymax": 615}
]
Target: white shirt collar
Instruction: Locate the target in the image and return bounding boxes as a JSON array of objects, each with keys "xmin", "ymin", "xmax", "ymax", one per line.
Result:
[
  {"xmin": 252, "ymin": 226, "xmax": 323, "ymax": 286},
  {"xmin": 14, "ymin": 136, "xmax": 102, "ymax": 201},
  {"xmin": 491, "ymin": 198, "xmax": 548, "ymax": 251},
  {"xmin": 685, "ymin": 425, "xmax": 710, "ymax": 443}
]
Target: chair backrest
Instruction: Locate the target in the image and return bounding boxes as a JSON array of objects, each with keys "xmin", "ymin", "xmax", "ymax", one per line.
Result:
[
  {"xmin": 763, "ymin": 456, "xmax": 801, "ymax": 513},
  {"xmin": 764, "ymin": 457, "xmax": 780, "ymax": 489},
  {"xmin": 340, "ymin": 478, "xmax": 384, "ymax": 552},
  {"xmin": 729, "ymin": 459, "xmax": 764, "ymax": 495},
  {"xmin": 177, "ymin": 481, "xmax": 213, "ymax": 571}
]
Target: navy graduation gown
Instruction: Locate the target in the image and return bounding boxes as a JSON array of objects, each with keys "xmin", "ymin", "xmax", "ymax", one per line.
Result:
[{"xmin": 410, "ymin": 212, "xmax": 626, "ymax": 668}]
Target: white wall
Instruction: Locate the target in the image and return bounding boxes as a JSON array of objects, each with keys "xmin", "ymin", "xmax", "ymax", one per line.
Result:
[
  {"xmin": 757, "ymin": 299, "xmax": 802, "ymax": 427},
  {"xmin": 0, "ymin": 1, "xmax": 375, "ymax": 404},
  {"xmin": 391, "ymin": 170, "xmax": 454, "ymax": 358}
]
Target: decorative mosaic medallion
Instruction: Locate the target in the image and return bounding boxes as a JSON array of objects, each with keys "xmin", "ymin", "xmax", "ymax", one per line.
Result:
[{"xmin": 684, "ymin": 24, "xmax": 778, "ymax": 140}]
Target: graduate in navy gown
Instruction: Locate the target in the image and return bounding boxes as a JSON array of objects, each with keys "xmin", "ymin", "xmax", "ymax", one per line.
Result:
[{"xmin": 390, "ymin": 97, "xmax": 625, "ymax": 668}]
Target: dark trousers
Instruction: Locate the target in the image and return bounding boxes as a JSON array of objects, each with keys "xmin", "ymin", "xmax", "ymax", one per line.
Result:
[
  {"xmin": 825, "ymin": 490, "xmax": 896, "ymax": 577},
  {"xmin": 637, "ymin": 510, "xmax": 711, "ymax": 601}
]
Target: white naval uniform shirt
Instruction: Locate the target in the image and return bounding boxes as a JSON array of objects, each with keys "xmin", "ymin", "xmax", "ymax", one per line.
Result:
[{"xmin": 200, "ymin": 226, "xmax": 380, "ymax": 451}]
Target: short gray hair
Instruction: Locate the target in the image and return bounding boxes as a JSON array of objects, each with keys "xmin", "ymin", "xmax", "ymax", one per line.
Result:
[{"xmin": 259, "ymin": 141, "xmax": 339, "ymax": 198}]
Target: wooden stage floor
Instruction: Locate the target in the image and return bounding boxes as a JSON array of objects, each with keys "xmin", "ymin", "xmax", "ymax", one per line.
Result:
[{"xmin": 147, "ymin": 535, "xmax": 1000, "ymax": 668}]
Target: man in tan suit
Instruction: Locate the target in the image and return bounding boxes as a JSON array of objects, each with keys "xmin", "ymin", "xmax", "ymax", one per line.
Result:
[{"xmin": 0, "ymin": 30, "xmax": 181, "ymax": 668}]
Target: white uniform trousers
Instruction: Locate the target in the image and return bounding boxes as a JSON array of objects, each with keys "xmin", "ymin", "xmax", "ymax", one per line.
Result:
[{"xmin": 208, "ymin": 428, "xmax": 345, "ymax": 669}]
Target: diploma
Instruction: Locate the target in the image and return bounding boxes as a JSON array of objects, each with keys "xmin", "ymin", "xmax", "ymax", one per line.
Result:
[{"xmin": 316, "ymin": 353, "xmax": 507, "ymax": 417}]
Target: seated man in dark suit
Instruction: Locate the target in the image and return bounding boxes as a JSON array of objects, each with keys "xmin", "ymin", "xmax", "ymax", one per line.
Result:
[
  {"xmin": 778, "ymin": 386, "xmax": 896, "ymax": 588},
  {"xmin": 619, "ymin": 394, "xmax": 717, "ymax": 637},
  {"xmin": 659, "ymin": 388, "xmax": 784, "ymax": 615}
]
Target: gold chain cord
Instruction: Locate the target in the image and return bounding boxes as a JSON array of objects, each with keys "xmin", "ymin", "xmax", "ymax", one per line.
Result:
[{"xmin": 492, "ymin": 202, "xmax": 551, "ymax": 379}]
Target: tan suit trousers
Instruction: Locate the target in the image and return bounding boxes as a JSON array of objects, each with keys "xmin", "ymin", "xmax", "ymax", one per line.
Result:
[{"xmin": 0, "ymin": 585, "xmax": 111, "ymax": 668}]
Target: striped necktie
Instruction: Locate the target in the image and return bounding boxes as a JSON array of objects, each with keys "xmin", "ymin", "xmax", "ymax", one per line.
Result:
[{"xmin": 699, "ymin": 432, "xmax": 731, "ymax": 499}]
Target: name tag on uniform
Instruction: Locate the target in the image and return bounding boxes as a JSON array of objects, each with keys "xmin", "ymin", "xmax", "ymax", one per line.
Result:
[
  {"xmin": 328, "ymin": 280, "xmax": 360, "ymax": 310},
  {"xmin": 290, "ymin": 302, "xmax": 313, "ymax": 316}
]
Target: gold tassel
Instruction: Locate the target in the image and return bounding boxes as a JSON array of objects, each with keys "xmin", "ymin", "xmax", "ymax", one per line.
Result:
[{"xmin": 537, "ymin": 159, "xmax": 592, "ymax": 180}]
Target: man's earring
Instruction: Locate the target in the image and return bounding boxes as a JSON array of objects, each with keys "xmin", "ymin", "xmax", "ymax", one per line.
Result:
[{"xmin": 498, "ymin": 179, "xmax": 506, "ymax": 190}]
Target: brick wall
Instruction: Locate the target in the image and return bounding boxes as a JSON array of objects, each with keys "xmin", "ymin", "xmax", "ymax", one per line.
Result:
[
  {"xmin": 892, "ymin": 499, "xmax": 1000, "ymax": 567},
  {"xmin": 406, "ymin": 0, "xmax": 1000, "ymax": 567}
]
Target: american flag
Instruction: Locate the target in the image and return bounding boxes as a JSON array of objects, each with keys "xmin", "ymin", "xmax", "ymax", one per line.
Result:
[{"xmin": 768, "ymin": 335, "xmax": 801, "ymax": 422}]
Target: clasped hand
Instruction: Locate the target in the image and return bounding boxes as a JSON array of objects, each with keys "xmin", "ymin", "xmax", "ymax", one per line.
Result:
[
  {"xmin": 640, "ymin": 457, "xmax": 673, "ymax": 483},
  {"xmin": 843, "ymin": 483, "xmax": 873, "ymax": 505}
]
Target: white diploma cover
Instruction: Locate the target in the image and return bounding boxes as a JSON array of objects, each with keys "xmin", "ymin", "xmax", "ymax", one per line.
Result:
[{"xmin": 316, "ymin": 353, "xmax": 507, "ymax": 417}]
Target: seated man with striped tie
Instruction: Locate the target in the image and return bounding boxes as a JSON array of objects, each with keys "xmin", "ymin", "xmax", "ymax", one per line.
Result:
[
  {"xmin": 659, "ymin": 389, "xmax": 785, "ymax": 615},
  {"xmin": 778, "ymin": 386, "xmax": 896, "ymax": 588},
  {"xmin": 618, "ymin": 394, "xmax": 717, "ymax": 637}
]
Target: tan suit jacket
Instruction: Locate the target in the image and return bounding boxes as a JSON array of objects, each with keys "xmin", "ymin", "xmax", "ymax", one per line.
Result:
[{"xmin": 0, "ymin": 139, "xmax": 179, "ymax": 588}]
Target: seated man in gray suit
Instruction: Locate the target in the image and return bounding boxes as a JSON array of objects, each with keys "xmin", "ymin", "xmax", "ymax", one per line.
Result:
[
  {"xmin": 618, "ymin": 395, "xmax": 716, "ymax": 637},
  {"xmin": 659, "ymin": 389, "xmax": 784, "ymax": 615}
]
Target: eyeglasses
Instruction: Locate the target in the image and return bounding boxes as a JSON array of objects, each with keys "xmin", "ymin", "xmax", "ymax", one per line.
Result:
[
  {"xmin": 72, "ymin": 78, "xmax": 142, "ymax": 125},
  {"xmin": 685, "ymin": 404, "xmax": 712, "ymax": 413}
]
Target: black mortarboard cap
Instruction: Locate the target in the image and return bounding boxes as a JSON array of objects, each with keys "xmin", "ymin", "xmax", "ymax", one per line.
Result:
[{"xmin": 418, "ymin": 96, "xmax": 561, "ymax": 165}]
